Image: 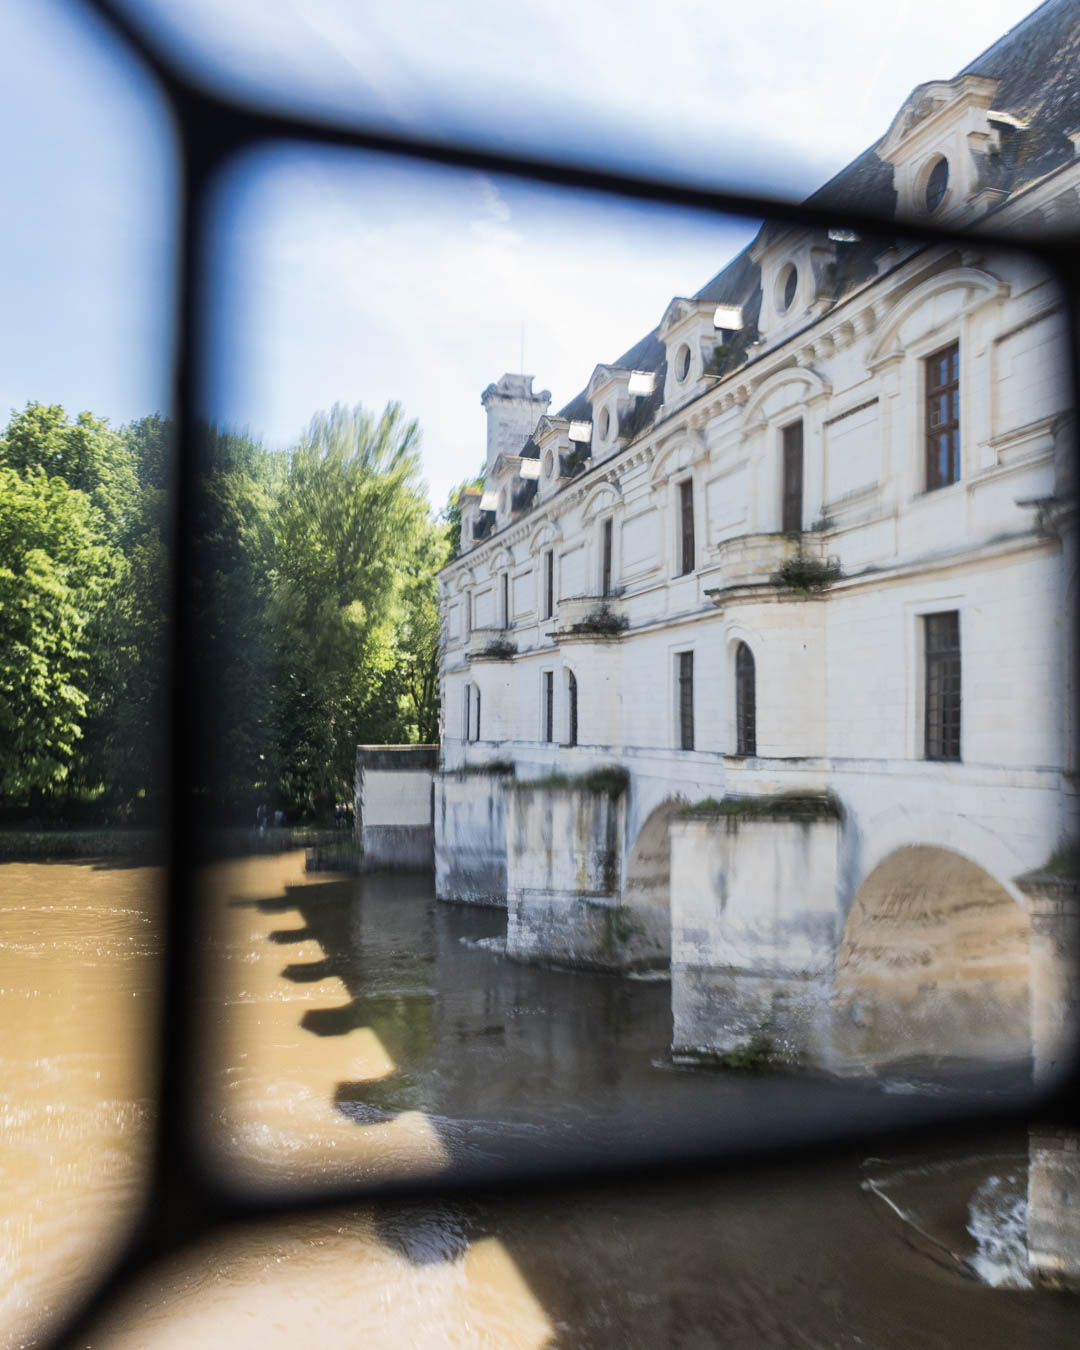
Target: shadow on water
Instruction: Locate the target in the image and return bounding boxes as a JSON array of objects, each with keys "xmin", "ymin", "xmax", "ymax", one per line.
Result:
[{"xmin": 267, "ymin": 925, "xmax": 316, "ymax": 944}]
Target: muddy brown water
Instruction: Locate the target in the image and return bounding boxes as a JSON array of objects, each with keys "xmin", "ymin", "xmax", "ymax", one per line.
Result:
[{"xmin": 1, "ymin": 853, "xmax": 1078, "ymax": 1349}]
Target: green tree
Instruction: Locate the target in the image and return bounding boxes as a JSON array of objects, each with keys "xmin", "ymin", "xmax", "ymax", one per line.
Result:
[
  {"xmin": 0, "ymin": 466, "xmax": 114, "ymax": 797},
  {"xmin": 442, "ymin": 469, "xmax": 484, "ymax": 554},
  {"xmin": 272, "ymin": 401, "xmax": 430, "ymax": 811},
  {"xmin": 190, "ymin": 424, "xmax": 280, "ymax": 815},
  {"xmin": 1, "ymin": 402, "xmax": 138, "ymax": 545},
  {"xmin": 397, "ymin": 518, "xmax": 449, "ymax": 744}
]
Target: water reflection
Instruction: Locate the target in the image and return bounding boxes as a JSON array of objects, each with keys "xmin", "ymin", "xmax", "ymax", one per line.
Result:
[{"xmin": 207, "ymin": 855, "xmax": 1034, "ymax": 1185}]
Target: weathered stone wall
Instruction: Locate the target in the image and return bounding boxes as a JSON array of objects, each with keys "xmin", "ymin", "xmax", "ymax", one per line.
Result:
[
  {"xmin": 670, "ymin": 803, "xmax": 840, "ymax": 1062},
  {"xmin": 506, "ymin": 784, "xmax": 666, "ymax": 971},
  {"xmin": 831, "ymin": 845, "xmax": 1032, "ymax": 1072},
  {"xmin": 1018, "ymin": 871, "xmax": 1080, "ymax": 1084},
  {"xmin": 354, "ymin": 745, "xmax": 437, "ymax": 870},
  {"xmin": 1028, "ymin": 1130, "xmax": 1080, "ymax": 1292},
  {"xmin": 434, "ymin": 770, "xmax": 510, "ymax": 906}
]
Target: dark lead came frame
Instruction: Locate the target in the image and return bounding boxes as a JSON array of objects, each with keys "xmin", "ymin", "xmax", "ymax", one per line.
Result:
[{"xmin": 39, "ymin": 6, "xmax": 1080, "ymax": 1346}]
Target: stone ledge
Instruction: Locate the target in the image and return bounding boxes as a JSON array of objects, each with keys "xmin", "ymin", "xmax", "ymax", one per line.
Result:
[{"xmin": 356, "ymin": 744, "xmax": 438, "ymax": 771}]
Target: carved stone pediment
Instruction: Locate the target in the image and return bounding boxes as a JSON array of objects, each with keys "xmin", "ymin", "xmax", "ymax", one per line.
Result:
[{"xmin": 658, "ymin": 297, "xmax": 715, "ymax": 342}]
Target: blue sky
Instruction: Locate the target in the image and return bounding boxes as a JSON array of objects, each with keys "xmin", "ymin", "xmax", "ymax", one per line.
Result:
[{"xmin": 0, "ymin": 0, "xmax": 1046, "ymax": 510}]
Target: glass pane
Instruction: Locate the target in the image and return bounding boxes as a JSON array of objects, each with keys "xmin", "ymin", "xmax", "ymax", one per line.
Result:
[
  {"xmin": 0, "ymin": 1, "xmax": 176, "ymax": 1344},
  {"xmin": 193, "ymin": 139, "xmax": 1076, "ymax": 1212},
  {"xmin": 109, "ymin": 0, "xmax": 1060, "ymax": 211}
]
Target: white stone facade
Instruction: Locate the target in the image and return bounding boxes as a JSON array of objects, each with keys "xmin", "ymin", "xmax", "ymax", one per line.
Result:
[{"xmin": 434, "ymin": 55, "xmax": 1080, "ymax": 1068}]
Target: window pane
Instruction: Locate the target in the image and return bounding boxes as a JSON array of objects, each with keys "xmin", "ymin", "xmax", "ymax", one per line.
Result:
[{"xmin": 194, "ymin": 138, "xmax": 1075, "ymax": 1206}]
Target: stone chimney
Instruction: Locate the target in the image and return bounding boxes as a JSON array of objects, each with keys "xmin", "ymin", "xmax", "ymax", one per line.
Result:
[{"xmin": 481, "ymin": 374, "xmax": 551, "ymax": 479}]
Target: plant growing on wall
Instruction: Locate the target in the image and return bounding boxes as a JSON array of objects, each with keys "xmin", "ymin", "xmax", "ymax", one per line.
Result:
[
  {"xmin": 771, "ymin": 554, "xmax": 842, "ymax": 595},
  {"xmin": 481, "ymin": 636, "xmax": 516, "ymax": 659},
  {"xmin": 572, "ymin": 602, "xmax": 629, "ymax": 636}
]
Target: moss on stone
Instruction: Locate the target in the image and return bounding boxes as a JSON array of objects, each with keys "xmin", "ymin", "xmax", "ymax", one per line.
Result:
[
  {"xmin": 514, "ymin": 765, "xmax": 630, "ymax": 798},
  {"xmin": 720, "ymin": 1028, "xmax": 776, "ymax": 1071},
  {"xmin": 681, "ymin": 791, "xmax": 843, "ymax": 821},
  {"xmin": 1043, "ymin": 837, "xmax": 1080, "ymax": 879}
]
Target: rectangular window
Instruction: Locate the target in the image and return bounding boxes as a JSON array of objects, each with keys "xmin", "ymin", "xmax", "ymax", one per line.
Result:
[
  {"xmin": 679, "ymin": 479, "xmax": 695, "ymax": 575},
  {"xmin": 678, "ymin": 651, "xmax": 695, "ymax": 751},
  {"xmin": 924, "ymin": 611, "xmax": 961, "ymax": 761},
  {"xmin": 465, "ymin": 591, "xmax": 472, "ymax": 636},
  {"xmin": 601, "ymin": 518, "xmax": 613, "ymax": 597},
  {"xmin": 782, "ymin": 419, "xmax": 804, "ymax": 533},
  {"xmin": 543, "ymin": 670, "xmax": 554, "ymax": 743},
  {"xmin": 544, "ymin": 550, "xmax": 554, "ymax": 619},
  {"xmin": 463, "ymin": 685, "xmax": 471, "ymax": 742},
  {"xmin": 567, "ymin": 671, "xmax": 578, "ymax": 747},
  {"xmin": 502, "ymin": 572, "xmax": 510, "ymax": 629},
  {"xmin": 474, "ymin": 688, "xmax": 481, "ymax": 742},
  {"xmin": 925, "ymin": 341, "xmax": 960, "ymax": 491}
]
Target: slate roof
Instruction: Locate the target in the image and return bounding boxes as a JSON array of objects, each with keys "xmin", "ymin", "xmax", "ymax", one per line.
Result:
[{"xmin": 550, "ymin": 0, "xmax": 1080, "ymax": 454}]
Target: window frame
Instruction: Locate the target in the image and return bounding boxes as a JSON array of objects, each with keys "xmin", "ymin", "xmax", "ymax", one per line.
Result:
[
  {"xmin": 924, "ymin": 339, "xmax": 960, "ymax": 492},
  {"xmin": 50, "ymin": 9, "xmax": 1080, "ymax": 1346},
  {"xmin": 600, "ymin": 516, "xmax": 613, "ymax": 597},
  {"xmin": 781, "ymin": 418, "xmax": 803, "ymax": 534},
  {"xmin": 735, "ymin": 641, "xmax": 757, "ymax": 757},
  {"xmin": 923, "ymin": 609, "xmax": 962, "ymax": 762},
  {"xmin": 676, "ymin": 649, "xmax": 695, "ymax": 751},
  {"xmin": 677, "ymin": 476, "xmax": 695, "ymax": 576}
]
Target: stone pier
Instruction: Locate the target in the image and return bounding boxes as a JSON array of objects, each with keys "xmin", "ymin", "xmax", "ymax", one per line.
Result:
[{"xmin": 354, "ymin": 745, "xmax": 437, "ymax": 869}]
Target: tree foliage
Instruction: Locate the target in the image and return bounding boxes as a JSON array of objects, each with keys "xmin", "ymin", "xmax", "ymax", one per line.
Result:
[
  {"xmin": 0, "ymin": 396, "xmax": 450, "ymax": 820},
  {"xmin": 0, "ymin": 466, "xmax": 114, "ymax": 795}
]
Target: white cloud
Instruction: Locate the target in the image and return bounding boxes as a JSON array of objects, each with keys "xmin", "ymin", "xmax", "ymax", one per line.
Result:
[{"xmin": 188, "ymin": 0, "xmax": 1044, "ymax": 508}]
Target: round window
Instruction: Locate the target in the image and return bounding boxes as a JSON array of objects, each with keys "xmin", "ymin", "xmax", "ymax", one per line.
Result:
[
  {"xmin": 598, "ymin": 407, "xmax": 610, "ymax": 440},
  {"xmin": 675, "ymin": 344, "xmax": 691, "ymax": 382},
  {"xmin": 777, "ymin": 262, "xmax": 798, "ymax": 313},
  {"xmin": 543, "ymin": 449, "xmax": 554, "ymax": 478},
  {"xmin": 924, "ymin": 155, "xmax": 949, "ymax": 214},
  {"xmin": 499, "ymin": 488, "xmax": 508, "ymax": 515}
]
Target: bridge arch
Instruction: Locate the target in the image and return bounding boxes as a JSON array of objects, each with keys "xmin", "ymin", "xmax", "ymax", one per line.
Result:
[
  {"xmin": 619, "ymin": 798, "xmax": 685, "ymax": 969},
  {"xmin": 831, "ymin": 845, "xmax": 1031, "ymax": 1072}
]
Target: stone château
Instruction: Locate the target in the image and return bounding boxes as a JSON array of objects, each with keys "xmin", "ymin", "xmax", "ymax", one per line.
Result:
[{"xmin": 425, "ymin": 0, "xmax": 1080, "ymax": 1083}]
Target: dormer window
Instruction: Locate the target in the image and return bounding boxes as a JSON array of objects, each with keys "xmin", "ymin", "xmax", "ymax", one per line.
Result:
[
  {"xmin": 923, "ymin": 155, "xmax": 949, "ymax": 213},
  {"xmin": 777, "ymin": 263, "xmax": 798, "ymax": 314},
  {"xmin": 675, "ymin": 344, "xmax": 691, "ymax": 382}
]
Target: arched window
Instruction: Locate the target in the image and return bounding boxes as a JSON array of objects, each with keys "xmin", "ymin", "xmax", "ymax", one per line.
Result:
[
  {"xmin": 567, "ymin": 670, "xmax": 578, "ymax": 746},
  {"xmin": 735, "ymin": 642, "xmax": 756, "ymax": 756}
]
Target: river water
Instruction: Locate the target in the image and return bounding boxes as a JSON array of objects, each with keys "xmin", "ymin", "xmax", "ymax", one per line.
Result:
[{"xmin": 2, "ymin": 852, "xmax": 1079, "ymax": 1349}]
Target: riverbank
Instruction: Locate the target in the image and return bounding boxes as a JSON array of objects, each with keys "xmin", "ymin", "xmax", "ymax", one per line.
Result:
[{"xmin": 0, "ymin": 826, "xmax": 347, "ymax": 863}]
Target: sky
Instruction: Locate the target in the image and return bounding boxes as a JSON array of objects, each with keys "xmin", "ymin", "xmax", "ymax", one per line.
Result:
[{"xmin": 0, "ymin": 0, "xmax": 1051, "ymax": 511}]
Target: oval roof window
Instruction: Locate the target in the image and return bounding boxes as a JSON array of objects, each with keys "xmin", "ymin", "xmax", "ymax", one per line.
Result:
[{"xmin": 925, "ymin": 156, "xmax": 949, "ymax": 214}]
